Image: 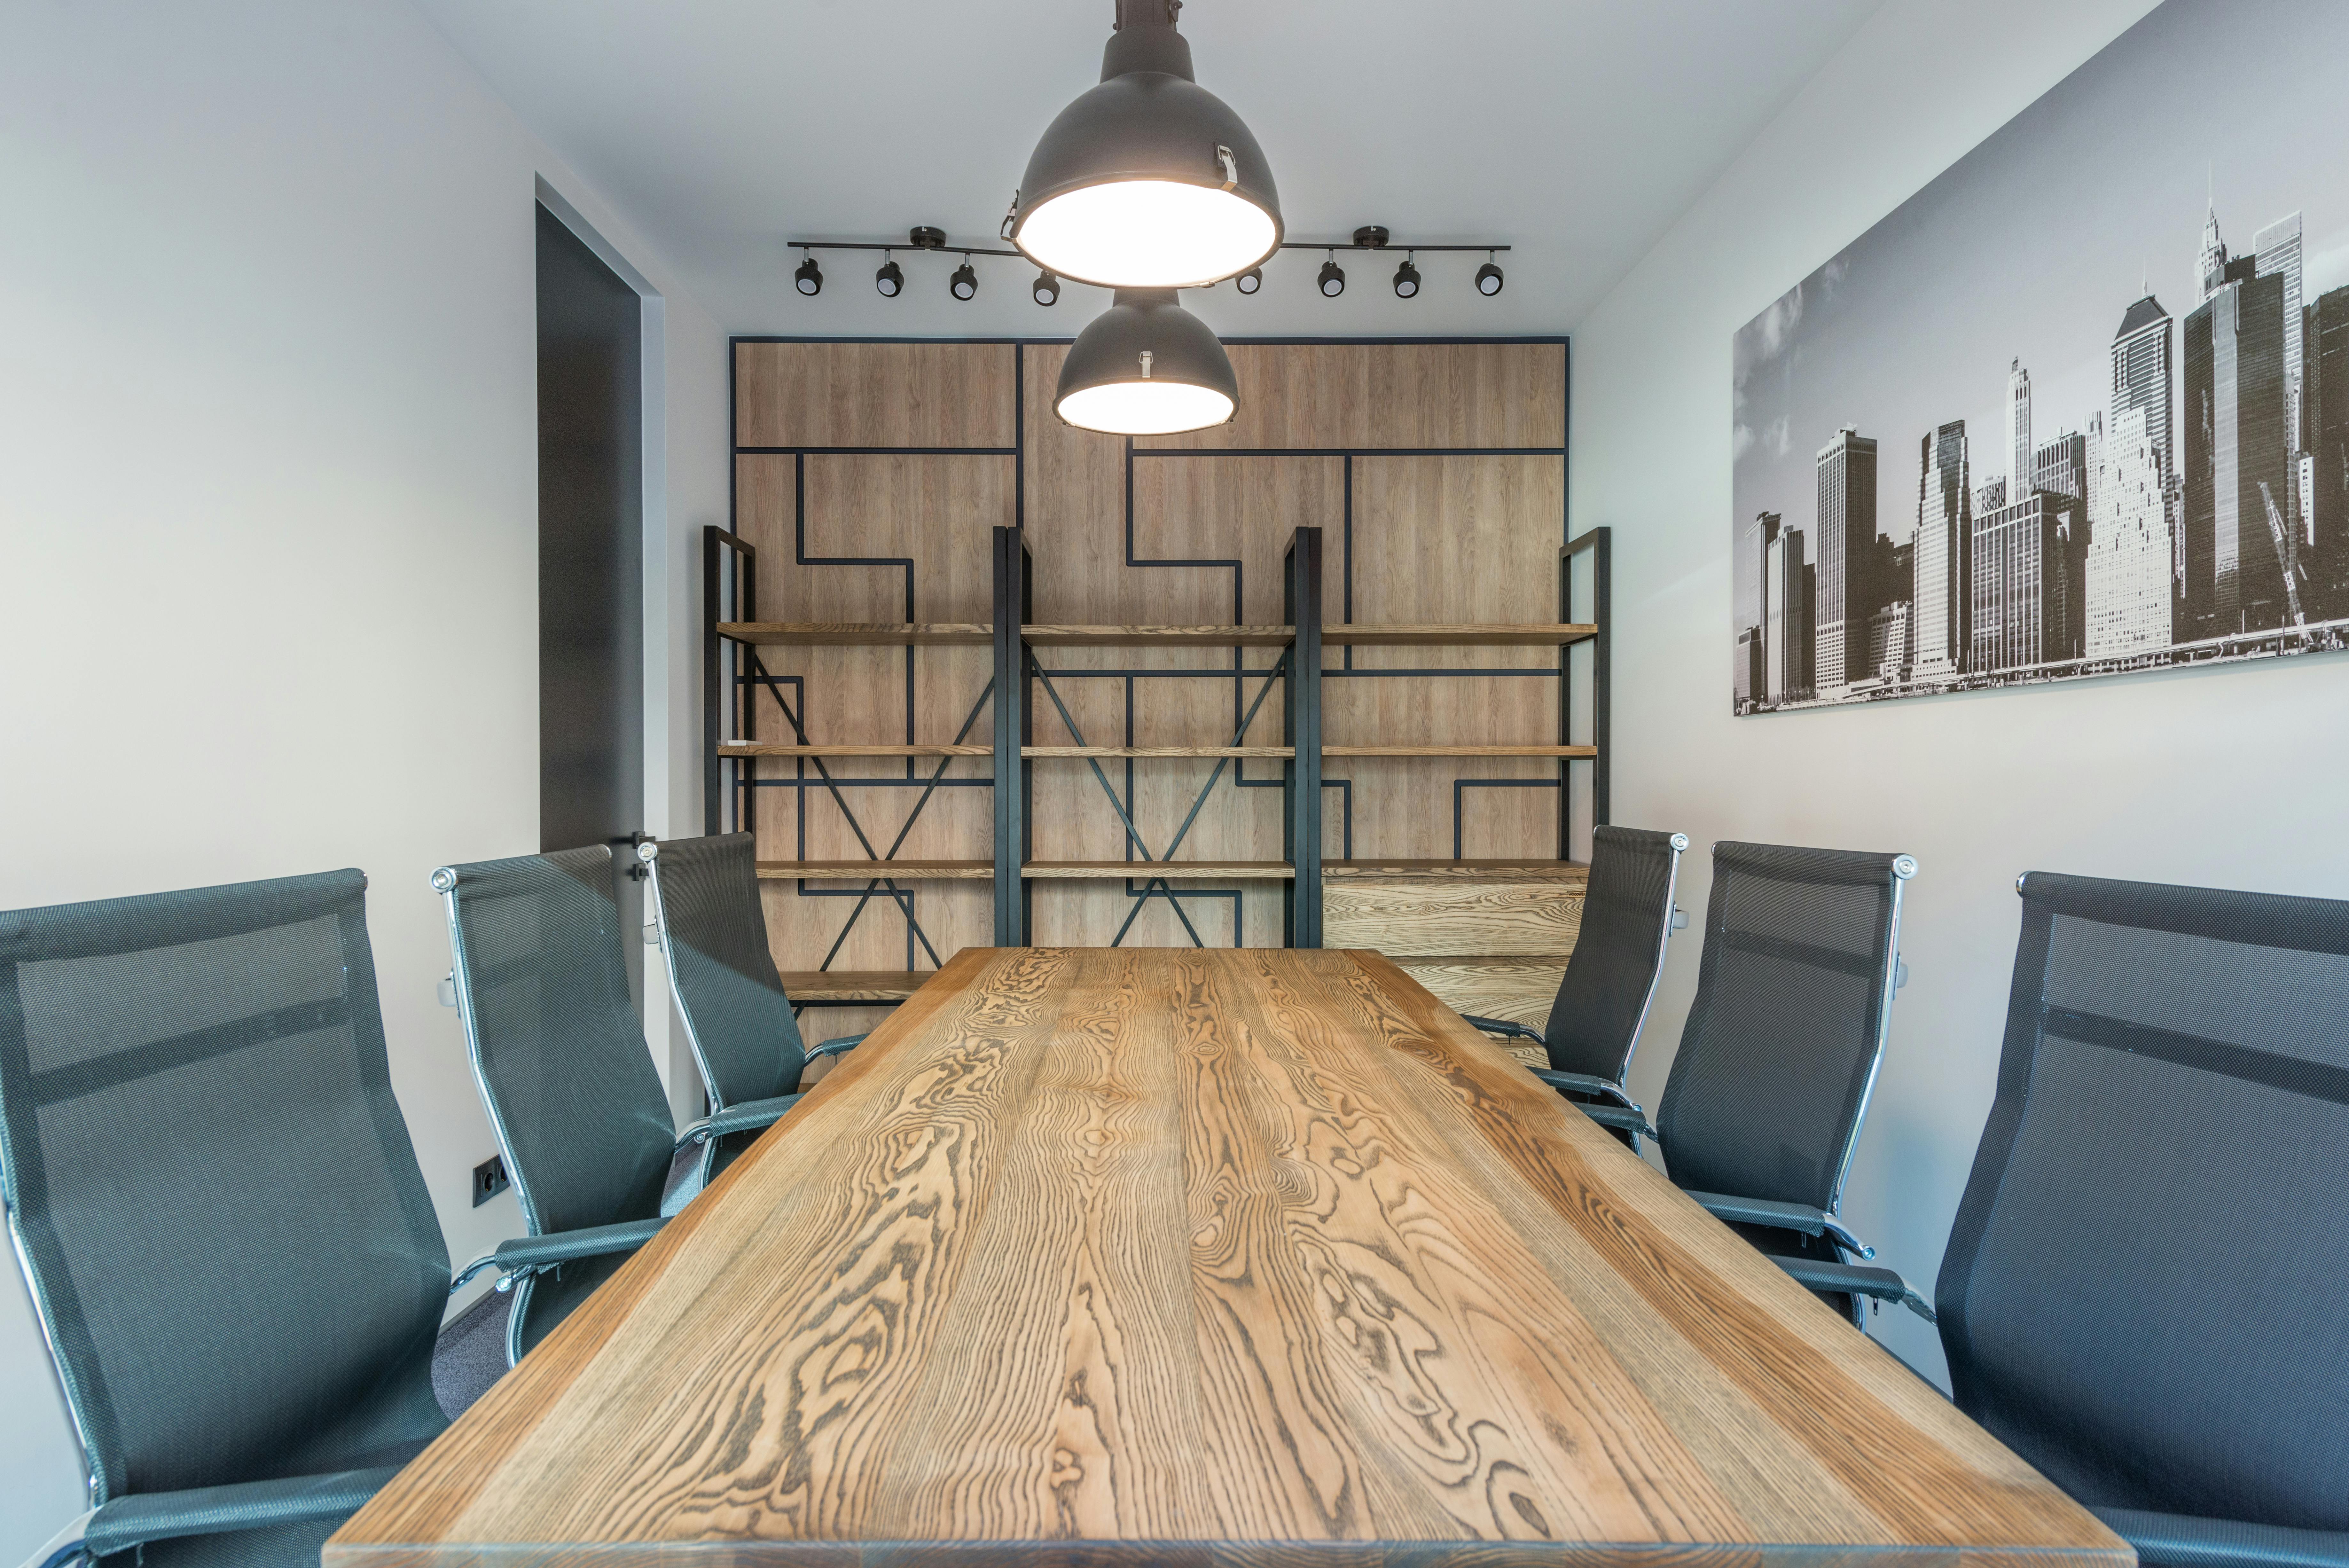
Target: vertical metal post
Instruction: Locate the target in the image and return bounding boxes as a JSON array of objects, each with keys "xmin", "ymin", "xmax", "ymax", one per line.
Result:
[
  {"xmin": 1283, "ymin": 526, "xmax": 1323, "ymax": 947},
  {"xmin": 1561, "ymin": 525, "xmax": 1612, "ymax": 858},
  {"xmin": 702, "ymin": 526, "xmax": 722, "ymax": 834},
  {"xmin": 993, "ymin": 526, "xmax": 1031, "ymax": 945}
]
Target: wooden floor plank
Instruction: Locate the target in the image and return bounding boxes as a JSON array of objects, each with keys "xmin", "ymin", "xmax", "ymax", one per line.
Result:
[{"xmin": 333, "ymin": 948, "xmax": 2130, "ymax": 1568}]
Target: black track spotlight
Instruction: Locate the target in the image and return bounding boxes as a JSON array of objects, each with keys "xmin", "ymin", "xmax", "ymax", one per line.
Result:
[
  {"xmin": 1393, "ymin": 255, "xmax": 1421, "ymax": 299},
  {"xmin": 1318, "ymin": 255, "xmax": 1345, "ymax": 297},
  {"xmin": 1475, "ymin": 255, "xmax": 1505, "ymax": 296},
  {"xmin": 1233, "ymin": 265, "xmax": 1262, "ymax": 295},
  {"xmin": 950, "ymin": 259, "xmax": 979, "ymax": 301},
  {"xmin": 793, "ymin": 253, "xmax": 822, "ymax": 296},
  {"xmin": 1033, "ymin": 270, "xmax": 1061, "ymax": 307},
  {"xmin": 875, "ymin": 255, "xmax": 903, "ymax": 297}
]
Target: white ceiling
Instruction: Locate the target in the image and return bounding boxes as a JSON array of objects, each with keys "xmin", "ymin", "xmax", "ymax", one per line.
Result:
[{"xmin": 415, "ymin": 0, "xmax": 1885, "ymax": 339}]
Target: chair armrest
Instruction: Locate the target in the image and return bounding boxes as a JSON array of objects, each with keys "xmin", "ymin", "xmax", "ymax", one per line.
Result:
[
  {"xmin": 1578, "ymin": 1103, "xmax": 1659, "ymax": 1143},
  {"xmin": 1770, "ymin": 1257, "xmax": 1936, "ymax": 1322},
  {"xmin": 677, "ymin": 1092, "xmax": 803, "ymax": 1149},
  {"xmin": 807, "ymin": 1033, "xmax": 868, "ymax": 1060},
  {"xmin": 1682, "ymin": 1192, "xmax": 1877, "ymax": 1259},
  {"xmin": 2093, "ymin": 1510, "xmax": 2349, "ymax": 1568},
  {"xmin": 479, "ymin": 1218, "xmax": 664, "ymax": 1282},
  {"xmin": 1460, "ymin": 1014, "xmax": 1546, "ymax": 1045},
  {"xmin": 1531, "ymin": 1068, "xmax": 1636, "ymax": 1108},
  {"xmin": 77, "ymin": 1468, "xmax": 404, "ymax": 1560}
]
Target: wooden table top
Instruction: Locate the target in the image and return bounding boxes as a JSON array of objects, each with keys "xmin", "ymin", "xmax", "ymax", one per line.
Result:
[{"xmin": 333, "ymin": 947, "xmax": 2126, "ymax": 1568}]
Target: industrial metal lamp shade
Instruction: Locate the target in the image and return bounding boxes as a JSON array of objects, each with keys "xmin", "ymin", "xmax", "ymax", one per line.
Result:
[
  {"xmin": 1054, "ymin": 290, "xmax": 1237, "ymax": 435},
  {"xmin": 1010, "ymin": 3, "xmax": 1281, "ymax": 291}
]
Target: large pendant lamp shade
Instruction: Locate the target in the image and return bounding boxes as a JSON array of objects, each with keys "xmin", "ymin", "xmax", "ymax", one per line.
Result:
[
  {"xmin": 1010, "ymin": 0, "xmax": 1281, "ymax": 290},
  {"xmin": 1055, "ymin": 290, "xmax": 1237, "ymax": 435}
]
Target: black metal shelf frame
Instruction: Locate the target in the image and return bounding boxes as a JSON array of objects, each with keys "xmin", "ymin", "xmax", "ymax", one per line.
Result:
[{"xmin": 708, "ymin": 334, "xmax": 1607, "ymax": 972}]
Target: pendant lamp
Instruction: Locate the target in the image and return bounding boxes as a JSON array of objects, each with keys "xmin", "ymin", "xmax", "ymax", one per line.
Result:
[
  {"xmin": 1009, "ymin": 0, "xmax": 1281, "ymax": 290},
  {"xmin": 1055, "ymin": 290, "xmax": 1237, "ymax": 435}
]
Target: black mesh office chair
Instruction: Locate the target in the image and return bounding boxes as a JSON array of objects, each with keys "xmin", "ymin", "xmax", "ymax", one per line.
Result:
[
  {"xmin": 436, "ymin": 847, "xmax": 797, "ymax": 1366},
  {"xmin": 0, "ymin": 870, "xmax": 449, "ymax": 1568},
  {"xmin": 637, "ymin": 834, "xmax": 863, "ymax": 1174},
  {"xmin": 1935, "ymin": 872, "xmax": 2349, "ymax": 1568},
  {"xmin": 1585, "ymin": 841, "xmax": 1934, "ymax": 1329},
  {"xmin": 1463, "ymin": 826, "xmax": 1687, "ymax": 1123}
]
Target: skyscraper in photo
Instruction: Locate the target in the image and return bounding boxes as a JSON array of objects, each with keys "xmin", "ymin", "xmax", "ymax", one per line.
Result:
[
  {"xmin": 2183, "ymin": 259, "xmax": 2292, "ymax": 638},
  {"xmin": 1745, "ymin": 510, "xmax": 1780, "ymax": 667},
  {"xmin": 2306, "ymin": 285, "xmax": 2349, "ymax": 619},
  {"xmin": 1911, "ymin": 421, "xmax": 1970, "ymax": 677},
  {"xmin": 1814, "ymin": 427, "xmax": 1878, "ymax": 690},
  {"xmin": 1766, "ymin": 525, "xmax": 1809, "ymax": 702},
  {"xmin": 1971, "ymin": 489, "xmax": 2068, "ymax": 671},
  {"xmin": 2087, "ymin": 404, "xmax": 2174, "ymax": 656},
  {"xmin": 2008, "ymin": 359, "xmax": 2034, "ymax": 506},
  {"xmin": 2254, "ymin": 212, "xmax": 2304, "ymax": 444},
  {"xmin": 2036, "ymin": 428, "xmax": 2089, "ymax": 660},
  {"xmin": 2112, "ymin": 295, "xmax": 2173, "ymax": 480}
]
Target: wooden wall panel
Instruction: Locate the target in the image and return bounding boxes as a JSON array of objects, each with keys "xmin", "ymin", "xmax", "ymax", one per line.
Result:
[
  {"xmin": 733, "ymin": 439, "xmax": 1012, "ymax": 1035},
  {"xmin": 1137, "ymin": 342, "xmax": 1566, "ymax": 451},
  {"xmin": 729, "ymin": 338, "xmax": 1572, "ymax": 1024},
  {"xmin": 736, "ymin": 342, "xmax": 1016, "ymax": 449}
]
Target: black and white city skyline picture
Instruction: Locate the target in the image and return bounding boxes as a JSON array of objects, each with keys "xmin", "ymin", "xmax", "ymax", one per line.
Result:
[{"xmin": 1732, "ymin": 0, "xmax": 2349, "ymax": 714}]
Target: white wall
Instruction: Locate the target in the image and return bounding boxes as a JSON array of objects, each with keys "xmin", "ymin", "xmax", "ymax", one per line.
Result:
[
  {"xmin": 1570, "ymin": 0, "xmax": 2349, "ymax": 1381},
  {"xmin": 0, "ymin": 1, "xmax": 724, "ymax": 1554}
]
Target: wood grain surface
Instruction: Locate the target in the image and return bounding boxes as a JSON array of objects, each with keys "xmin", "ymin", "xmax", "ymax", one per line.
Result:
[
  {"xmin": 1325, "ymin": 876, "xmax": 1586, "ymax": 957},
  {"xmin": 333, "ymin": 948, "xmax": 2126, "ymax": 1568},
  {"xmin": 757, "ymin": 861, "xmax": 995, "ymax": 881},
  {"xmin": 1020, "ymin": 861, "xmax": 1295, "ymax": 880},
  {"xmin": 717, "ymin": 623, "xmax": 996, "ymax": 646},
  {"xmin": 773, "ymin": 971, "xmax": 927, "ymax": 1003},
  {"xmin": 1324, "ymin": 623, "xmax": 1598, "ymax": 647}
]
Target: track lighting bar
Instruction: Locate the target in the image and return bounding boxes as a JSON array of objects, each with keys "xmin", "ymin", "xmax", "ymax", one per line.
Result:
[{"xmin": 786, "ymin": 225, "xmax": 1510, "ymax": 303}]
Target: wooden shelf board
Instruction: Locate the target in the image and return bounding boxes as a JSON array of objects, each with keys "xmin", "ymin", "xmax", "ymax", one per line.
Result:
[
  {"xmin": 1022, "ymin": 860, "xmax": 1296, "ymax": 880},
  {"xmin": 758, "ymin": 860, "xmax": 994, "ymax": 881},
  {"xmin": 1324, "ymin": 622, "xmax": 1598, "ymax": 647},
  {"xmin": 1022, "ymin": 624, "xmax": 1295, "ymax": 647},
  {"xmin": 1326, "ymin": 859, "xmax": 1590, "ymax": 880},
  {"xmin": 717, "ymin": 622, "xmax": 993, "ymax": 646},
  {"xmin": 1022, "ymin": 745, "xmax": 1293, "ymax": 759},
  {"xmin": 776, "ymin": 971, "xmax": 930, "ymax": 1002},
  {"xmin": 719, "ymin": 742, "xmax": 993, "ymax": 757},
  {"xmin": 1323, "ymin": 744, "xmax": 1599, "ymax": 758}
]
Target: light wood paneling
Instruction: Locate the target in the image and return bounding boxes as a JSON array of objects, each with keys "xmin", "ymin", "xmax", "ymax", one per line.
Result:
[
  {"xmin": 720, "ymin": 743, "xmax": 991, "ymax": 757},
  {"xmin": 723, "ymin": 341, "xmax": 1578, "ymax": 968},
  {"xmin": 1398, "ymin": 954, "xmax": 1571, "ymax": 1029},
  {"xmin": 718, "ymin": 623, "xmax": 992, "ymax": 646},
  {"xmin": 735, "ymin": 445, "xmax": 1007, "ymax": 985},
  {"xmin": 757, "ymin": 860, "xmax": 992, "ymax": 880},
  {"xmin": 735, "ymin": 341, "xmax": 1016, "ymax": 448},
  {"xmin": 334, "ymin": 948, "xmax": 2126, "ymax": 1568},
  {"xmin": 1327, "ymin": 622, "xmax": 1595, "ymax": 646},
  {"xmin": 773, "ymin": 971, "xmax": 926, "ymax": 1002},
  {"xmin": 1325, "ymin": 874, "xmax": 1584, "ymax": 956},
  {"xmin": 1022, "ymin": 860, "xmax": 1293, "ymax": 879},
  {"xmin": 1020, "ymin": 342, "xmax": 1348, "ymax": 950},
  {"xmin": 1136, "ymin": 341, "xmax": 1567, "ymax": 450}
]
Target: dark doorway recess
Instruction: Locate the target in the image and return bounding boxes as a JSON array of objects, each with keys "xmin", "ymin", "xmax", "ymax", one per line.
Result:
[{"xmin": 536, "ymin": 201, "xmax": 645, "ymax": 1009}]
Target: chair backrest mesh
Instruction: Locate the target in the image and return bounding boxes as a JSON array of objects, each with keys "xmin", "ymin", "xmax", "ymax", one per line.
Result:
[
  {"xmin": 0, "ymin": 870, "xmax": 447, "ymax": 1505},
  {"xmin": 444, "ymin": 847, "xmax": 673, "ymax": 1238},
  {"xmin": 648, "ymin": 833, "xmax": 805, "ymax": 1108},
  {"xmin": 1937, "ymin": 871, "xmax": 2349, "ymax": 1527},
  {"xmin": 1656, "ymin": 841, "xmax": 1902, "ymax": 1211},
  {"xmin": 1543, "ymin": 826, "xmax": 1682, "ymax": 1082}
]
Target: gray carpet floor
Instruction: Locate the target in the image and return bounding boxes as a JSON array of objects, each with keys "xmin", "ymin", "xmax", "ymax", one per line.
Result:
[{"xmin": 432, "ymin": 1286, "xmax": 512, "ymax": 1420}]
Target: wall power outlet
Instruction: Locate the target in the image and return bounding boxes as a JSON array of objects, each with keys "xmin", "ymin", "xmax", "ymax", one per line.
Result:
[{"xmin": 472, "ymin": 1154, "xmax": 510, "ymax": 1207}]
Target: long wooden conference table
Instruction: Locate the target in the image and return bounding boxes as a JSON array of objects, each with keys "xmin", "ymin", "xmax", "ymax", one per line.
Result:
[{"xmin": 333, "ymin": 946, "xmax": 2127, "ymax": 1568}]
